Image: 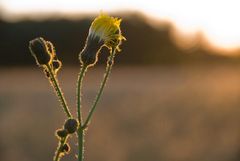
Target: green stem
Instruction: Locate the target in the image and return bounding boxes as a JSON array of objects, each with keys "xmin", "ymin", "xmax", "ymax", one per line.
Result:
[
  {"xmin": 54, "ymin": 136, "xmax": 67, "ymax": 161},
  {"xmin": 77, "ymin": 65, "xmax": 88, "ymax": 124},
  {"xmin": 46, "ymin": 64, "xmax": 72, "ymax": 118},
  {"xmin": 77, "ymin": 128, "xmax": 84, "ymax": 161},
  {"xmin": 76, "ymin": 65, "xmax": 87, "ymax": 161},
  {"xmin": 82, "ymin": 48, "xmax": 116, "ymax": 129}
]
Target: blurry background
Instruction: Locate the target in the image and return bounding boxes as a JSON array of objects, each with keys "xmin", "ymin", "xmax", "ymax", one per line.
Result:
[{"xmin": 1, "ymin": 0, "xmax": 240, "ymax": 161}]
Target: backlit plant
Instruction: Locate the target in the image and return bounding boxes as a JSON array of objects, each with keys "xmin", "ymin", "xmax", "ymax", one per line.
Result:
[{"xmin": 28, "ymin": 13, "xmax": 125, "ymax": 161}]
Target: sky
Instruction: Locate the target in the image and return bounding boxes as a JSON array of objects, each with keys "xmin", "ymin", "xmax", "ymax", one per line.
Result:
[{"xmin": 1, "ymin": 0, "xmax": 240, "ymax": 50}]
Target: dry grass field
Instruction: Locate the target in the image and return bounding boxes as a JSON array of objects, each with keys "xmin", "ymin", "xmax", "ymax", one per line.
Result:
[{"xmin": 1, "ymin": 65, "xmax": 240, "ymax": 161}]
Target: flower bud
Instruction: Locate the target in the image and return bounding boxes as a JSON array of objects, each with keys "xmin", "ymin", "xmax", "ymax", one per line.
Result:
[
  {"xmin": 46, "ymin": 41, "xmax": 56, "ymax": 57},
  {"xmin": 64, "ymin": 119, "xmax": 78, "ymax": 134},
  {"xmin": 29, "ymin": 37, "xmax": 53, "ymax": 66},
  {"xmin": 60, "ymin": 143, "xmax": 70, "ymax": 153},
  {"xmin": 79, "ymin": 13, "xmax": 125, "ymax": 67},
  {"xmin": 52, "ymin": 60, "xmax": 62, "ymax": 74},
  {"xmin": 56, "ymin": 129, "xmax": 68, "ymax": 138},
  {"xmin": 79, "ymin": 37, "xmax": 104, "ymax": 67}
]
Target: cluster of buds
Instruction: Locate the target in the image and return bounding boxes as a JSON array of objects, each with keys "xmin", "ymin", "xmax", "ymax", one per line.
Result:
[
  {"xmin": 56, "ymin": 118, "xmax": 79, "ymax": 137},
  {"xmin": 29, "ymin": 37, "xmax": 62, "ymax": 75},
  {"xmin": 55, "ymin": 119, "xmax": 79, "ymax": 155},
  {"xmin": 79, "ymin": 13, "xmax": 125, "ymax": 68}
]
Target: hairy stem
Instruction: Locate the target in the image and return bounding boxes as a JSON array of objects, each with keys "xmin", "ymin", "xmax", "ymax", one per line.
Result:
[
  {"xmin": 46, "ymin": 64, "xmax": 72, "ymax": 118},
  {"xmin": 77, "ymin": 128, "xmax": 84, "ymax": 161},
  {"xmin": 76, "ymin": 65, "xmax": 87, "ymax": 161},
  {"xmin": 77, "ymin": 65, "xmax": 88, "ymax": 124},
  {"xmin": 82, "ymin": 48, "xmax": 116, "ymax": 129},
  {"xmin": 53, "ymin": 136, "xmax": 67, "ymax": 161}
]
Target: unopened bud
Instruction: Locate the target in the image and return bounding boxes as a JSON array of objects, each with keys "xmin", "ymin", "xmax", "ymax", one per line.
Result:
[
  {"xmin": 64, "ymin": 119, "xmax": 78, "ymax": 134},
  {"xmin": 60, "ymin": 143, "xmax": 70, "ymax": 153},
  {"xmin": 56, "ymin": 129, "xmax": 68, "ymax": 138},
  {"xmin": 52, "ymin": 60, "xmax": 62, "ymax": 74},
  {"xmin": 29, "ymin": 37, "xmax": 53, "ymax": 66}
]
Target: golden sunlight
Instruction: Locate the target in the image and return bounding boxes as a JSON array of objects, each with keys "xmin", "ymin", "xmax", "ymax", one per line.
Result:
[{"xmin": 1, "ymin": 0, "xmax": 240, "ymax": 51}]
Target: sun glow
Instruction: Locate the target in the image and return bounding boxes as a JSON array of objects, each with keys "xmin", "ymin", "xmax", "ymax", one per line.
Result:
[{"xmin": 1, "ymin": 0, "xmax": 240, "ymax": 51}]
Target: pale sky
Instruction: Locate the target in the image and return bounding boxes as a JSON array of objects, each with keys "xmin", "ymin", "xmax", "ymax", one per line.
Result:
[{"xmin": 1, "ymin": 0, "xmax": 240, "ymax": 50}]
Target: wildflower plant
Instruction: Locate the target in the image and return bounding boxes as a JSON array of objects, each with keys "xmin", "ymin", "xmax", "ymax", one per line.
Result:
[{"xmin": 28, "ymin": 13, "xmax": 125, "ymax": 161}]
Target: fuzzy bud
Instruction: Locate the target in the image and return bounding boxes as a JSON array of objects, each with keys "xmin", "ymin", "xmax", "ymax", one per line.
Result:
[
  {"xmin": 64, "ymin": 119, "xmax": 78, "ymax": 134},
  {"xmin": 60, "ymin": 143, "xmax": 70, "ymax": 153},
  {"xmin": 56, "ymin": 129, "xmax": 68, "ymax": 138},
  {"xmin": 29, "ymin": 37, "xmax": 53, "ymax": 66},
  {"xmin": 52, "ymin": 60, "xmax": 62, "ymax": 74}
]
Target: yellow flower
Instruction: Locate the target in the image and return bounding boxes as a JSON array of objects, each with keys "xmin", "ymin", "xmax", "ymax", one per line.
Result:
[
  {"xmin": 89, "ymin": 13, "xmax": 125, "ymax": 50},
  {"xmin": 80, "ymin": 13, "xmax": 125, "ymax": 67}
]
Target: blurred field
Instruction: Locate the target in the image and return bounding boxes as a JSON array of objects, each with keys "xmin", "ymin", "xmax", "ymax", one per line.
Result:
[{"xmin": 1, "ymin": 65, "xmax": 240, "ymax": 161}]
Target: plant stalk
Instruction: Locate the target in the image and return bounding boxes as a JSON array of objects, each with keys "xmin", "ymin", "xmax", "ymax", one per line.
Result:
[
  {"xmin": 46, "ymin": 64, "xmax": 72, "ymax": 118},
  {"xmin": 82, "ymin": 48, "xmax": 116, "ymax": 129},
  {"xmin": 77, "ymin": 48, "xmax": 116, "ymax": 161},
  {"xmin": 53, "ymin": 136, "xmax": 67, "ymax": 161},
  {"xmin": 76, "ymin": 65, "xmax": 87, "ymax": 161}
]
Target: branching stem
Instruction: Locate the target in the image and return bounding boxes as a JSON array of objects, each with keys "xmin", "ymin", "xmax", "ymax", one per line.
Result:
[{"xmin": 77, "ymin": 48, "xmax": 116, "ymax": 161}]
